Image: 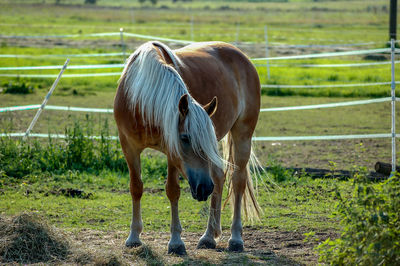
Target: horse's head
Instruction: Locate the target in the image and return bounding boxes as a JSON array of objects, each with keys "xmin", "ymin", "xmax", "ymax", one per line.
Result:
[{"xmin": 175, "ymin": 94, "xmax": 219, "ymax": 202}]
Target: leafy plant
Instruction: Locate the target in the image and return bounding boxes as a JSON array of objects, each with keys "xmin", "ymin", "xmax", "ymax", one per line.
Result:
[
  {"xmin": 2, "ymin": 82, "xmax": 35, "ymax": 94},
  {"xmin": 316, "ymin": 174, "xmax": 400, "ymax": 265},
  {"xmin": 266, "ymin": 157, "xmax": 293, "ymax": 182},
  {"xmin": 141, "ymin": 155, "xmax": 167, "ymax": 184},
  {"xmin": 0, "ymin": 118, "xmax": 171, "ymax": 187}
]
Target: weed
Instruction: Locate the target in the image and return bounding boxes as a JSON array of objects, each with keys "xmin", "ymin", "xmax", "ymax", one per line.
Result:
[
  {"xmin": 327, "ymin": 161, "xmax": 337, "ymax": 178},
  {"xmin": 327, "ymin": 74, "xmax": 339, "ymax": 82},
  {"xmin": 141, "ymin": 155, "xmax": 167, "ymax": 184},
  {"xmin": 316, "ymin": 174, "xmax": 400, "ymax": 265},
  {"xmin": 2, "ymin": 82, "xmax": 35, "ymax": 94},
  {"xmin": 0, "ymin": 119, "xmax": 126, "ymax": 179},
  {"xmin": 266, "ymin": 156, "xmax": 293, "ymax": 182},
  {"xmin": 0, "ymin": 117, "xmax": 172, "ymax": 187}
]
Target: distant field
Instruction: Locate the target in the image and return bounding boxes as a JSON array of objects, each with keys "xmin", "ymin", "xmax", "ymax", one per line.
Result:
[
  {"xmin": 0, "ymin": 45, "xmax": 397, "ymax": 97},
  {"xmin": 0, "ymin": 0, "xmax": 390, "ymax": 44},
  {"xmin": 0, "ymin": 0, "xmax": 397, "ymax": 97}
]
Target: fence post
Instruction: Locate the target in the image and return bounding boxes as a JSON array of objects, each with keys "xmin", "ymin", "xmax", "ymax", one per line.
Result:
[
  {"xmin": 235, "ymin": 23, "xmax": 240, "ymax": 46},
  {"xmin": 390, "ymin": 0, "xmax": 397, "ymax": 40},
  {"xmin": 391, "ymin": 38, "xmax": 396, "ymax": 174},
  {"xmin": 23, "ymin": 59, "xmax": 70, "ymax": 140},
  {"xmin": 120, "ymin": 28, "xmax": 126, "ymax": 61},
  {"xmin": 190, "ymin": 16, "xmax": 194, "ymax": 41},
  {"xmin": 264, "ymin": 25, "xmax": 271, "ymax": 80}
]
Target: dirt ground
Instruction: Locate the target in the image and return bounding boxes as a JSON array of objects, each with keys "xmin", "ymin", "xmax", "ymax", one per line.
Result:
[
  {"xmin": 1, "ymin": 36, "xmax": 358, "ymax": 59},
  {"xmin": 70, "ymin": 228, "xmax": 337, "ymax": 265},
  {"xmin": 255, "ymin": 138, "xmax": 394, "ymax": 172}
]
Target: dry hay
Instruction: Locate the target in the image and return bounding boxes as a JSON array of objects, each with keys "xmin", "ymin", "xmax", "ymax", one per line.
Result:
[
  {"xmin": 0, "ymin": 212, "xmax": 70, "ymax": 264},
  {"xmin": 0, "ymin": 212, "xmax": 122, "ymax": 265}
]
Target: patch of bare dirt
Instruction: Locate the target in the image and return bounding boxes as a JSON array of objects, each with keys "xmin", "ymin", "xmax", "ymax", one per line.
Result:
[
  {"xmin": 0, "ymin": 212, "xmax": 337, "ymax": 265},
  {"xmin": 255, "ymin": 138, "xmax": 393, "ymax": 173},
  {"xmin": 1, "ymin": 36, "xmax": 357, "ymax": 59}
]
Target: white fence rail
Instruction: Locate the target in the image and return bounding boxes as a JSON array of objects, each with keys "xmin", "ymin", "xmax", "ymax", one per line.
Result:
[
  {"xmin": 0, "ymin": 33, "xmax": 398, "ymax": 171},
  {"xmin": 2, "ymin": 97, "xmax": 399, "ymax": 114},
  {"xmin": 0, "ymin": 52, "xmax": 124, "ymax": 58},
  {"xmin": 0, "ymin": 47, "xmax": 392, "ymax": 61},
  {"xmin": 1, "ymin": 30, "xmax": 394, "ymax": 48}
]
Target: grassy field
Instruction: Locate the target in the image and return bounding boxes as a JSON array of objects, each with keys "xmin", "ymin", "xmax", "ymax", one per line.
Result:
[
  {"xmin": 0, "ymin": 140, "xmax": 350, "ymax": 264},
  {"xmin": 0, "ymin": 0, "xmax": 398, "ymax": 98},
  {"xmin": 1, "ymin": 0, "xmax": 399, "ymax": 264},
  {"xmin": 2, "ymin": 90, "xmax": 399, "ymax": 171}
]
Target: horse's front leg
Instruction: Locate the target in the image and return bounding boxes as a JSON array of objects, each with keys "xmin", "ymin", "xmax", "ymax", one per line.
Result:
[
  {"xmin": 197, "ymin": 166, "xmax": 224, "ymax": 249},
  {"xmin": 166, "ymin": 162, "xmax": 186, "ymax": 255},
  {"xmin": 120, "ymin": 135, "xmax": 143, "ymax": 247}
]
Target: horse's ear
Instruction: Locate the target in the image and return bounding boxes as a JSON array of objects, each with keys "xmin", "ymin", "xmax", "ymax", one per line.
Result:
[
  {"xmin": 203, "ymin": 96, "xmax": 218, "ymax": 117},
  {"xmin": 179, "ymin": 94, "xmax": 189, "ymax": 118}
]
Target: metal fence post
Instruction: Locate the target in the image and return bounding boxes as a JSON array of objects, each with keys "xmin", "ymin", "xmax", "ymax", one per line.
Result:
[
  {"xmin": 190, "ymin": 16, "xmax": 194, "ymax": 41},
  {"xmin": 264, "ymin": 25, "xmax": 271, "ymax": 80},
  {"xmin": 120, "ymin": 28, "xmax": 126, "ymax": 61},
  {"xmin": 235, "ymin": 23, "xmax": 240, "ymax": 46},
  {"xmin": 391, "ymin": 38, "xmax": 396, "ymax": 174}
]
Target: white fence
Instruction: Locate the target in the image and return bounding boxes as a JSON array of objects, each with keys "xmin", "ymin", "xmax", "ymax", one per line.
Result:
[
  {"xmin": 0, "ymin": 33, "xmax": 398, "ymax": 171},
  {"xmin": 0, "ymin": 29, "xmax": 387, "ymax": 47}
]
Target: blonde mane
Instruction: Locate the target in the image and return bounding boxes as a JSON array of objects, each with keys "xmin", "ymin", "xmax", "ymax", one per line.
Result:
[{"xmin": 120, "ymin": 41, "xmax": 223, "ymax": 169}]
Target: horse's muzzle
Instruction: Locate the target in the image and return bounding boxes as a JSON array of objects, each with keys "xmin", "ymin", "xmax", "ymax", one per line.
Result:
[{"xmin": 187, "ymin": 169, "xmax": 214, "ymax": 201}]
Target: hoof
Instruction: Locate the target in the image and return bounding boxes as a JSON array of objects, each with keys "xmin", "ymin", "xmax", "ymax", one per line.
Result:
[
  {"xmin": 228, "ymin": 239, "xmax": 244, "ymax": 252},
  {"xmin": 125, "ymin": 239, "xmax": 142, "ymax": 248},
  {"xmin": 168, "ymin": 243, "xmax": 187, "ymax": 255},
  {"xmin": 197, "ymin": 236, "xmax": 216, "ymax": 249}
]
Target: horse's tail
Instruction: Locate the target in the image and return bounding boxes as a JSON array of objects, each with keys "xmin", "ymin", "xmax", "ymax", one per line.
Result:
[{"xmin": 222, "ymin": 132, "xmax": 262, "ymax": 222}]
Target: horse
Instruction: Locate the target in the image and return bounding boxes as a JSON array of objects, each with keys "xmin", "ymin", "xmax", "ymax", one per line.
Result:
[{"xmin": 114, "ymin": 41, "xmax": 261, "ymax": 254}]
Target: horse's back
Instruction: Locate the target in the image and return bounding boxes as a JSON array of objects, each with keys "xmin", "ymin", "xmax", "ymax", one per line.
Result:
[{"xmin": 175, "ymin": 42, "xmax": 260, "ymax": 139}]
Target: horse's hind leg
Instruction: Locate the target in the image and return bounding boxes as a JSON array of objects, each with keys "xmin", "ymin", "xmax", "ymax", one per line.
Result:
[
  {"xmin": 166, "ymin": 161, "xmax": 186, "ymax": 255},
  {"xmin": 120, "ymin": 134, "xmax": 143, "ymax": 247},
  {"xmin": 197, "ymin": 165, "xmax": 224, "ymax": 249}
]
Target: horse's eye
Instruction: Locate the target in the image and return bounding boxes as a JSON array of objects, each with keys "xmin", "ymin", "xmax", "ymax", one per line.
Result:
[{"xmin": 180, "ymin": 134, "xmax": 190, "ymax": 144}]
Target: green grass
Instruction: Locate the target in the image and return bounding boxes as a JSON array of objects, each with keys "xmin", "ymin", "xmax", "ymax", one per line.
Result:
[
  {"xmin": 0, "ymin": 0, "xmax": 390, "ymax": 45},
  {"xmin": 1, "ymin": 50, "xmax": 398, "ymax": 98},
  {"xmin": 0, "ymin": 166, "xmax": 349, "ymax": 233},
  {"xmin": 0, "ymin": 117, "xmax": 394, "ymax": 264},
  {"xmin": 0, "ymin": 118, "xmax": 348, "ymax": 233}
]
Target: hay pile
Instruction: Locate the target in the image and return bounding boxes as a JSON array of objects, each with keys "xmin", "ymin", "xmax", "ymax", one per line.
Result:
[
  {"xmin": 0, "ymin": 213, "xmax": 125, "ymax": 265},
  {"xmin": 0, "ymin": 212, "xmax": 70, "ymax": 264}
]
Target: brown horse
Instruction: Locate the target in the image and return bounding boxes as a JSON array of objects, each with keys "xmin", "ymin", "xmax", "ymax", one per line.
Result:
[{"xmin": 114, "ymin": 41, "xmax": 261, "ymax": 254}]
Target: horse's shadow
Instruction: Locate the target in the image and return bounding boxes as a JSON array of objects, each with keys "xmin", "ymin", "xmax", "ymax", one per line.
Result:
[
  {"xmin": 133, "ymin": 244, "xmax": 302, "ymax": 266},
  {"xmin": 176, "ymin": 248, "xmax": 301, "ymax": 266}
]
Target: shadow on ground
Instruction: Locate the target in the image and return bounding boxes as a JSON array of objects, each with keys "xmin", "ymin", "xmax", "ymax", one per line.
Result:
[
  {"xmin": 1, "ymin": 213, "xmax": 336, "ymax": 265},
  {"xmin": 72, "ymin": 228, "xmax": 335, "ymax": 265}
]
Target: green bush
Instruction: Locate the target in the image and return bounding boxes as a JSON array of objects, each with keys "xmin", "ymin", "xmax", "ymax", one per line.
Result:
[
  {"xmin": 316, "ymin": 175, "xmax": 400, "ymax": 265},
  {"xmin": 0, "ymin": 119, "xmax": 126, "ymax": 178},
  {"xmin": 2, "ymin": 82, "xmax": 35, "ymax": 94},
  {"xmin": 141, "ymin": 155, "xmax": 167, "ymax": 183},
  {"xmin": 0, "ymin": 119, "xmax": 170, "ymax": 185},
  {"xmin": 266, "ymin": 157, "xmax": 294, "ymax": 182}
]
